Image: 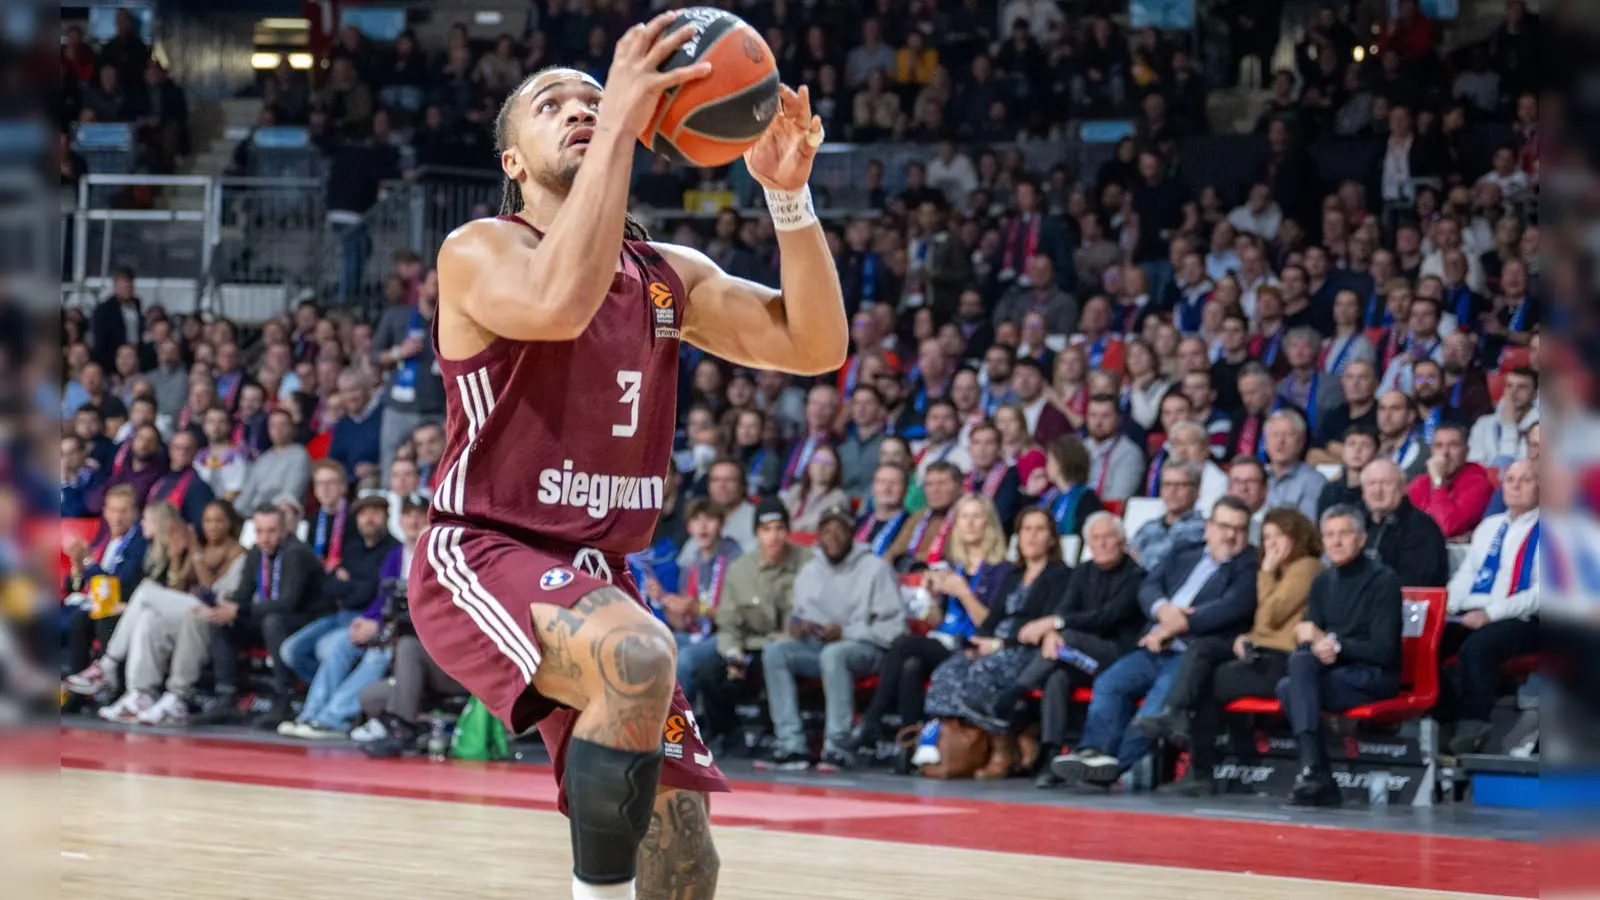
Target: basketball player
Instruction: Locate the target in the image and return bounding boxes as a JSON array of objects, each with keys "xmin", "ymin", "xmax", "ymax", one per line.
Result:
[{"xmin": 410, "ymin": 15, "xmax": 847, "ymax": 900}]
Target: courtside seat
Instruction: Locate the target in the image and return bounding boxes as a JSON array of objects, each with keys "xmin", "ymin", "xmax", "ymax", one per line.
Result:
[
  {"xmin": 1500, "ymin": 653, "xmax": 1539, "ymax": 679},
  {"xmin": 1023, "ymin": 687, "xmax": 1096, "ymax": 703},
  {"xmin": 1223, "ymin": 587, "xmax": 1447, "ymax": 724},
  {"xmin": 1498, "ymin": 347, "xmax": 1531, "ymax": 372},
  {"xmin": 60, "ymin": 518, "xmax": 103, "ymax": 591},
  {"xmin": 1101, "ymin": 498, "xmax": 1125, "ymax": 518}
]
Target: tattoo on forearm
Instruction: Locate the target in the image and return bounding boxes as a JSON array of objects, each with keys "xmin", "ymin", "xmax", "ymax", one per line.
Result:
[{"xmin": 637, "ymin": 792, "xmax": 720, "ymax": 900}]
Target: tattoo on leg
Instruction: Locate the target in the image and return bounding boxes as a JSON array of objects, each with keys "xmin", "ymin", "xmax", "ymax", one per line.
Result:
[
  {"xmin": 593, "ymin": 628, "xmax": 670, "ymax": 701},
  {"xmin": 535, "ymin": 614, "xmax": 584, "ymax": 684},
  {"xmin": 550, "ymin": 589, "xmax": 631, "ymax": 637},
  {"xmin": 637, "ymin": 791, "xmax": 720, "ymax": 900}
]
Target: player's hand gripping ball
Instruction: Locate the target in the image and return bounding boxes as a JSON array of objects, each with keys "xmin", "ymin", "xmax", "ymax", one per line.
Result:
[{"xmin": 639, "ymin": 7, "xmax": 785, "ymax": 167}]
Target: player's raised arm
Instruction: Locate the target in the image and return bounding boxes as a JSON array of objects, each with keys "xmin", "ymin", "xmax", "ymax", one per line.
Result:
[
  {"xmin": 437, "ymin": 16, "xmax": 710, "ymax": 344},
  {"xmin": 666, "ymin": 85, "xmax": 849, "ymax": 376}
]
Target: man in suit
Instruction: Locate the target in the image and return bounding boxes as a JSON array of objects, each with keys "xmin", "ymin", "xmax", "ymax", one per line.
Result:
[
  {"xmin": 1052, "ymin": 496, "xmax": 1259, "ymax": 788},
  {"xmin": 61, "ymin": 485, "xmax": 150, "ymax": 696},
  {"xmin": 89, "ymin": 267, "xmax": 144, "ymax": 371}
]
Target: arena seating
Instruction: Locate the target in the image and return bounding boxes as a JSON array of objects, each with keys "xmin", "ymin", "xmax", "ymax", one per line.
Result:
[{"xmin": 1224, "ymin": 587, "xmax": 1447, "ymax": 723}]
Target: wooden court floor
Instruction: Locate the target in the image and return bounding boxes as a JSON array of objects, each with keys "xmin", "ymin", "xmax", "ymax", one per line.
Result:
[
  {"xmin": 61, "ymin": 765, "xmax": 1517, "ymax": 900},
  {"xmin": 63, "ymin": 769, "xmax": 1517, "ymax": 900},
  {"xmin": 57, "ymin": 728, "xmax": 1538, "ymax": 899}
]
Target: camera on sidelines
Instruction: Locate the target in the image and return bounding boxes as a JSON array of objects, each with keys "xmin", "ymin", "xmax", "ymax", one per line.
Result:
[{"xmin": 377, "ymin": 576, "xmax": 413, "ymax": 644}]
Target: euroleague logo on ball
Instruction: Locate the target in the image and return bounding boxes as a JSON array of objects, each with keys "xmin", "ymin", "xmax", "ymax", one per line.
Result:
[{"xmin": 741, "ymin": 35, "xmax": 764, "ymax": 63}]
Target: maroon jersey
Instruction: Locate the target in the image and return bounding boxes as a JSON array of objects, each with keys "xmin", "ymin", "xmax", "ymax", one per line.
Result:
[{"xmin": 429, "ymin": 217, "xmax": 686, "ymax": 558}]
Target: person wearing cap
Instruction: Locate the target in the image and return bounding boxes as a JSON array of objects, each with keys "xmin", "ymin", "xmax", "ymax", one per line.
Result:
[
  {"xmin": 761, "ymin": 500, "xmax": 906, "ymax": 771},
  {"xmin": 273, "ymin": 493, "xmax": 399, "ymax": 735},
  {"xmin": 290, "ymin": 499, "xmax": 429, "ymax": 740},
  {"xmin": 696, "ymin": 497, "xmax": 808, "ymax": 746}
]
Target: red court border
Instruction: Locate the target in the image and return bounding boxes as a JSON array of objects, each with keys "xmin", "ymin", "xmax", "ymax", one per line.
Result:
[{"xmin": 60, "ymin": 728, "xmax": 1536, "ymax": 897}]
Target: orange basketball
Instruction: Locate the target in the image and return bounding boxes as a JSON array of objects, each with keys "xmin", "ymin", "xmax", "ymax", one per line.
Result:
[{"xmin": 640, "ymin": 8, "xmax": 780, "ymax": 167}]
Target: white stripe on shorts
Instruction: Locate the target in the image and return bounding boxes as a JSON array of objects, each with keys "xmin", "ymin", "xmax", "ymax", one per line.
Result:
[{"xmin": 425, "ymin": 525, "xmax": 538, "ymax": 684}]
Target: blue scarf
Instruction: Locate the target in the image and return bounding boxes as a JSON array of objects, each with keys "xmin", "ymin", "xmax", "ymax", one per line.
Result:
[
  {"xmin": 1044, "ymin": 485, "xmax": 1087, "ymax": 533},
  {"xmin": 1471, "ymin": 519, "xmax": 1539, "ymax": 597}
]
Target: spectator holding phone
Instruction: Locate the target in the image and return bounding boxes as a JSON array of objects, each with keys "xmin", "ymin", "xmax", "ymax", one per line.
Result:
[
  {"xmin": 760, "ymin": 501, "xmax": 906, "ymax": 772},
  {"xmin": 1137, "ymin": 508, "xmax": 1324, "ymax": 795}
]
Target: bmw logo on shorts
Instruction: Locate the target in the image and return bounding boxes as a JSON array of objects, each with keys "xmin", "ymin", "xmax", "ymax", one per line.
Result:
[{"xmin": 539, "ymin": 567, "xmax": 575, "ymax": 591}]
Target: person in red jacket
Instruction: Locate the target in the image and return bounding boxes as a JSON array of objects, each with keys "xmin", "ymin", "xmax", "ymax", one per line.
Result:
[
  {"xmin": 1378, "ymin": 0, "xmax": 1434, "ymax": 62},
  {"xmin": 1407, "ymin": 422, "xmax": 1492, "ymax": 540}
]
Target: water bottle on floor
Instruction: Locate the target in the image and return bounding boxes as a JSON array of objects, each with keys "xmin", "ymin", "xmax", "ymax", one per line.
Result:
[{"xmin": 427, "ymin": 716, "xmax": 449, "ymax": 762}]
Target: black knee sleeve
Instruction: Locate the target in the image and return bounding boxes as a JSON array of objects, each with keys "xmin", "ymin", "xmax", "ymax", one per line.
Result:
[{"xmin": 565, "ymin": 737, "xmax": 664, "ymax": 885}]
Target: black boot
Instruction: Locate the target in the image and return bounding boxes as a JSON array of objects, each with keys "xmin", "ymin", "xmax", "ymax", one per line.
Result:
[
  {"xmin": 249, "ymin": 698, "xmax": 293, "ymax": 730},
  {"xmin": 190, "ymin": 691, "xmax": 242, "ymax": 726},
  {"xmin": 1289, "ymin": 767, "xmax": 1343, "ymax": 807},
  {"xmin": 1134, "ymin": 709, "xmax": 1191, "ymax": 748}
]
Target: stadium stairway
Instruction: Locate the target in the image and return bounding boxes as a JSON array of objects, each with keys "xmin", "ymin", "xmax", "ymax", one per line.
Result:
[{"xmin": 188, "ymin": 97, "xmax": 268, "ymax": 176}]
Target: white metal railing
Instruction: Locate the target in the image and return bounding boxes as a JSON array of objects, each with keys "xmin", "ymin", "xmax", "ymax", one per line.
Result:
[{"xmin": 65, "ymin": 173, "xmax": 325, "ymax": 320}]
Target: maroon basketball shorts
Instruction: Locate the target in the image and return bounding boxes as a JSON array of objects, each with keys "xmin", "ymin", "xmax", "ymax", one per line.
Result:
[{"xmin": 410, "ymin": 522, "xmax": 730, "ymax": 812}]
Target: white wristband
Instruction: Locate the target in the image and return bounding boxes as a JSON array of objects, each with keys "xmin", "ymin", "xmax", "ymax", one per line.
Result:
[{"xmin": 763, "ymin": 184, "xmax": 816, "ymax": 232}]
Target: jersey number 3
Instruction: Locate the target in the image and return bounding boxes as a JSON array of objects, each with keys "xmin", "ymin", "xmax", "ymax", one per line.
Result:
[{"xmin": 612, "ymin": 370, "xmax": 642, "ymax": 438}]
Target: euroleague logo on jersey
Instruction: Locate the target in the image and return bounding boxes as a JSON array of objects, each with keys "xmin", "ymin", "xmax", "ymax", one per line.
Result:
[{"xmin": 649, "ymin": 281, "xmax": 679, "ymax": 340}]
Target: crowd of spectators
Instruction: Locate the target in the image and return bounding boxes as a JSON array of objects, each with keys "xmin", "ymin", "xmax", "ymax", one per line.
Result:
[
  {"xmin": 60, "ymin": 9, "xmax": 191, "ymax": 177},
  {"xmin": 60, "ymin": 0, "xmax": 1543, "ymax": 801}
]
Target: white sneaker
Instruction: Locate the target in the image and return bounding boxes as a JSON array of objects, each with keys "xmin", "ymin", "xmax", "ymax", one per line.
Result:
[
  {"xmin": 277, "ymin": 720, "xmax": 315, "ymax": 738},
  {"xmin": 97, "ymin": 691, "xmax": 152, "ymax": 724},
  {"xmin": 350, "ymin": 719, "xmax": 388, "ymax": 743},
  {"xmin": 65, "ymin": 661, "xmax": 109, "ymax": 697},
  {"xmin": 135, "ymin": 692, "xmax": 189, "ymax": 727}
]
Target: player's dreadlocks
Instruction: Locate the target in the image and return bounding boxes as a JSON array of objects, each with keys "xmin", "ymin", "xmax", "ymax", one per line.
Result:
[{"xmin": 494, "ymin": 69, "xmax": 651, "ymax": 241}]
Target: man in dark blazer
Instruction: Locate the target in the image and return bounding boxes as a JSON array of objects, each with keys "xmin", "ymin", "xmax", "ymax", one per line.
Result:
[
  {"xmin": 1052, "ymin": 496, "xmax": 1260, "ymax": 788},
  {"xmin": 61, "ymin": 484, "xmax": 150, "ymax": 692},
  {"xmin": 195, "ymin": 503, "xmax": 327, "ymax": 728},
  {"xmin": 89, "ymin": 267, "xmax": 144, "ymax": 371}
]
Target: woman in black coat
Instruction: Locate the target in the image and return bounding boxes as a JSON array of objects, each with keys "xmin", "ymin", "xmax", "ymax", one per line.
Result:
[{"xmin": 921, "ymin": 506, "xmax": 1073, "ymax": 777}]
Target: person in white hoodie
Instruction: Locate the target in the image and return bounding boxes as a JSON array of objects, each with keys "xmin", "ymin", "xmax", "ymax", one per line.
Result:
[
  {"xmin": 1443, "ymin": 458, "xmax": 1540, "ymax": 755},
  {"xmin": 1468, "ymin": 367, "xmax": 1538, "ymax": 469},
  {"xmin": 760, "ymin": 501, "xmax": 907, "ymax": 771}
]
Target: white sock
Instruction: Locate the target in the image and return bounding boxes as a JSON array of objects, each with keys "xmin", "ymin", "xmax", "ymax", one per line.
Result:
[{"xmin": 572, "ymin": 877, "xmax": 634, "ymax": 900}]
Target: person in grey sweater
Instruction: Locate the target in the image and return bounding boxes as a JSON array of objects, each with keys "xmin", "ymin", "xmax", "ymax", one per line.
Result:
[
  {"xmin": 234, "ymin": 409, "xmax": 311, "ymax": 517},
  {"xmin": 1083, "ymin": 395, "xmax": 1147, "ymax": 501},
  {"xmin": 761, "ymin": 502, "xmax": 907, "ymax": 770},
  {"xmin": 233, "ymin": 409, "xmax": 310, "ymax": 515},
  {"xmin": 370, "ymin": 277, "xmax": 446, "ymax": 478},
  {"xmin": 145, "ymin": 339, "xmax": 189, "ymax": 418}
]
